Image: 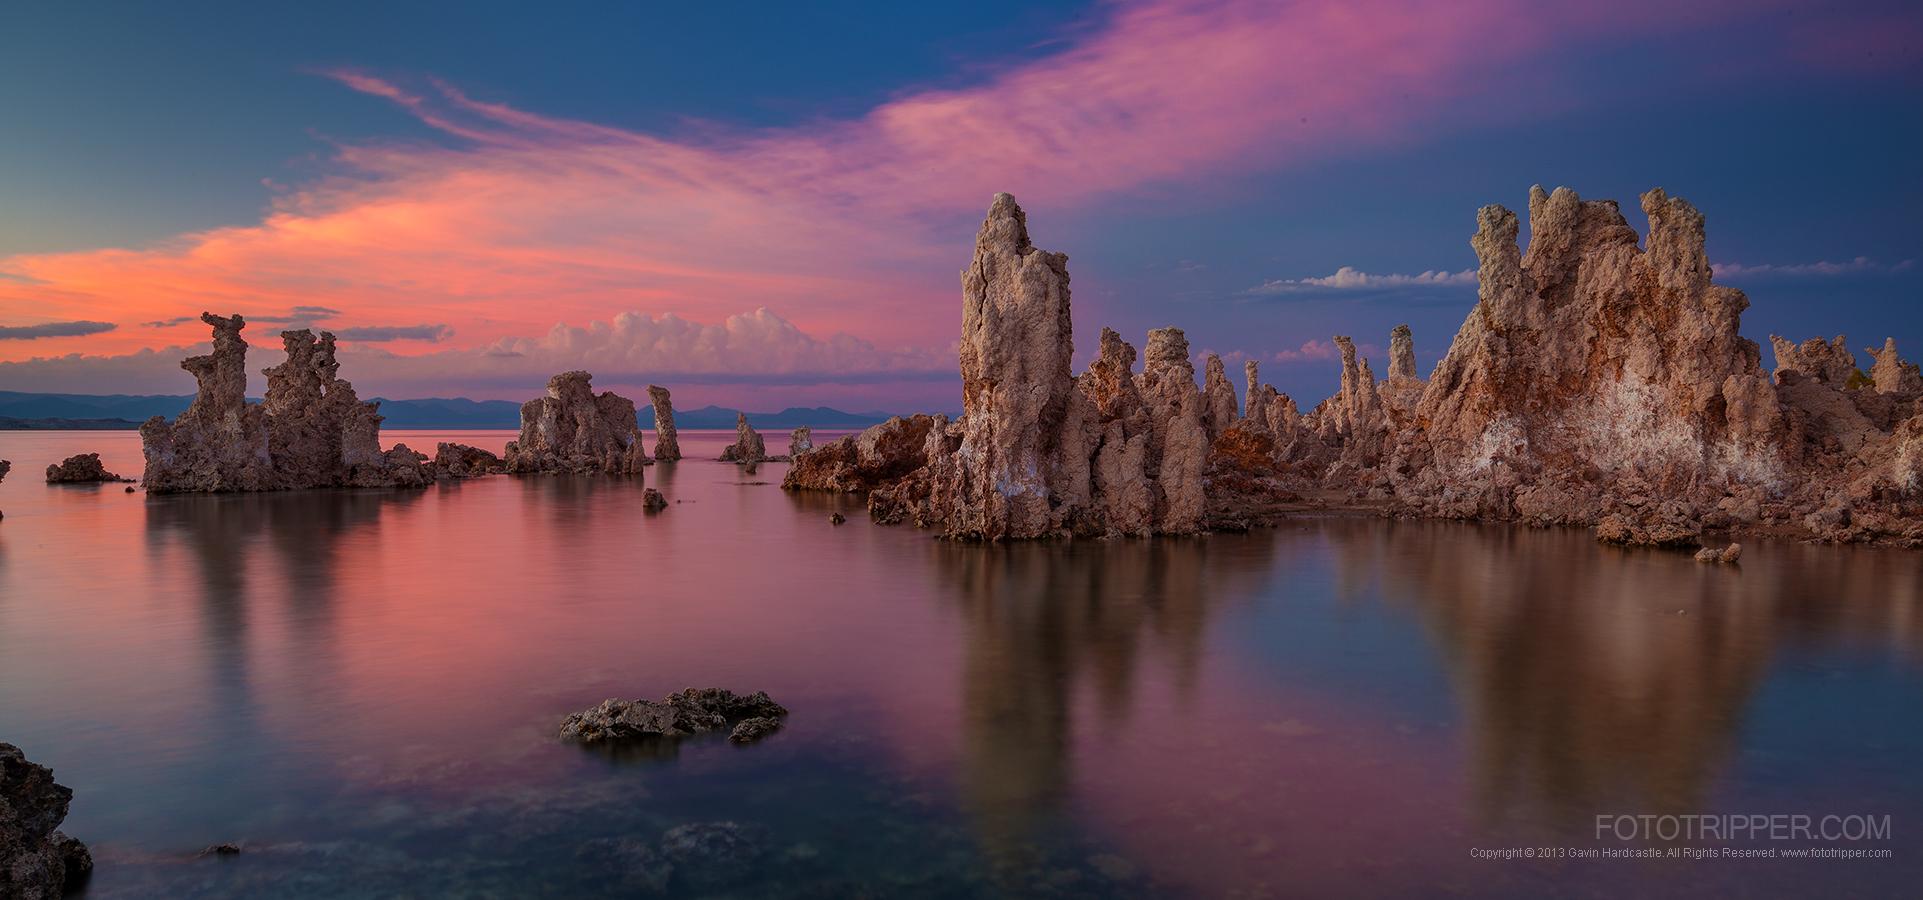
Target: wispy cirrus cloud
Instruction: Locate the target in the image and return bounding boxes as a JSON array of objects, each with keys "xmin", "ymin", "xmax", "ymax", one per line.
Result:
[
  {"xmin": 1711, "ymin": 257, "xmax": 1915, "ymax": 279},
  {"xmin": 0, "ymin": 320, "xmax": 117, "ymax": 340},
  {"xmin": 0, "ymin": 0, "xmax": 1891, "ymax": 397}
]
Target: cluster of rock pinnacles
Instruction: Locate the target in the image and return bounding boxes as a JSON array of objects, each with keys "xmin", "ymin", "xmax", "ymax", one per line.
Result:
[{"xmin": 76, "ymin": 188, "xmax": 1919, "ymax": 548}]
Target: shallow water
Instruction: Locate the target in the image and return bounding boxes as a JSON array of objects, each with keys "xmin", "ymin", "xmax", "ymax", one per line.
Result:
[{"xmin": 1, "ymin": 429, "xmax": 1917, "ymax": 898}]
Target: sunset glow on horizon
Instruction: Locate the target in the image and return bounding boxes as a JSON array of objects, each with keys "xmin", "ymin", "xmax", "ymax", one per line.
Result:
[{"xmin": 3, "ymin": 0, "xmax": 1917, "ymax": 408}]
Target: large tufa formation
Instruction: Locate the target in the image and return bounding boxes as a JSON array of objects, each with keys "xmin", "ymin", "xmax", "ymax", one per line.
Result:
[
  {"xmin": 503, "ymin": 371, "xmax": 650, "ymax": 474},
  {"xmin": 647, "ymin": 385, "xmax": 681, "ymax": 461},
  {"xmin": 1371, "ymin": 186, "xmax": 1922, "ymax": 543},
  {"xmin": 140, "ymin": 313, "xmax": 431, "ymax": 492},
  {"xmin": 2, "ymin": 743, "xmax": 92, "ymax": 900},
  {"xmin": 790, "ymin": 188, "xmax": 1923, "ymax": 545}
]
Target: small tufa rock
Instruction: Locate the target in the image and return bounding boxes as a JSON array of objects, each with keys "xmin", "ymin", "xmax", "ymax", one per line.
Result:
[
  {"xmin": 434, "ymin": 442, "xmax": 502, "ymax": 478},
  {"xmin": 718, "ymin": 413, "xmax": 767, "ymax": 463},
  {"xmin": 830, "ymin": 512, "xmax": 846, "ymax": 525},
  {"xmin": 642, "ymin": 488, "xmax": 668, "ymax": 511},
  {"xmin": 45, "ymin": 453, "xmax": 131, "ymax": 484},
  {"xmin": 729, "ymin": 717, "xmax": 782, "ymax": 742},
  {"xmin": 1694, "ymin": 543, "xmax": 1743, "ymax": 563},
  {"xmin": 198, "ymin": 843, "xmax": 243, "ymax": 857},
  {"xmin": 559, "ymin": 689, "xmax": 785, "ymax": 744}
]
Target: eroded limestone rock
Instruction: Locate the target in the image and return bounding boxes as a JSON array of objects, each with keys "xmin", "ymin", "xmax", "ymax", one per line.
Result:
[
  {"xmin": 504, "ymin": 371, "xmax": 647, "ymax": 474},
  {"xmin": 2, "ymin": 743, "xmax": 90, "ymax": 900},
  {"xmin": 1201, "ymin": 352, "xmax": 1240, "ymax": 443},
  {"xmin": 788, "ymin": 426, "xmax": 813, "ymax": 458},
  {"xmin": 715, "ymin": 413, "xmax": 765, "ymax": 463},
  {"xmin": 782, "ymin": 414, "xmax": 936, "ymax": 494},
  {"xmin": 647, "ymin": 385, "xmax": 681, "ymax": 461},
  {"xmin": 642, "ymin": 487, "xmax": 667, "ymax": 511},
  {"xmin": 1694, "ymin": 543, "xmax": 1742, "ymax": 563},
  {"xmin": 45, "ymin": 453, "xmax": 129, "ymax": 484},
  {"xmin": 140, "ymin": 314, "xmax": 431, "ymax": 493}
]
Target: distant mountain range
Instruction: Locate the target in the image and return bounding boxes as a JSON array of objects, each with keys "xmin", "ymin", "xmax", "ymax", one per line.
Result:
[{"xmin": 0, "ymin": 391, "xmax": 907, "ymax": 431}]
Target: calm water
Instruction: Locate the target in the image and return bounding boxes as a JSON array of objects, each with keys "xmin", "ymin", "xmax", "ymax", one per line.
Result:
[{"xmin": 1, "ymin": 429, "xmax": 1917, "ymax": 898}]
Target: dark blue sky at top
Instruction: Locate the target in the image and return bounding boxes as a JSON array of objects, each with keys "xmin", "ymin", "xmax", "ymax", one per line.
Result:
[{"xmin": 2, "ymin": 0, "xmax": 1918, "ymax": 405}]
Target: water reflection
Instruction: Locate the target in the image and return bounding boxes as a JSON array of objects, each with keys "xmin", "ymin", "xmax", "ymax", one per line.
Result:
[
  {"xmin": 931, "ymin": 537, "xmax": 1277, "ymax": 861},
  {"xmin": 1316, "ymin": 520, "xmax": 1921, "ymax": 832}
]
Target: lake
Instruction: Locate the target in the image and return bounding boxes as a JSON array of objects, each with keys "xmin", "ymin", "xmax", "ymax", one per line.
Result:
[{"xmin": 1, "ymin": 429, "xmax": 1917, "ymax": 898}]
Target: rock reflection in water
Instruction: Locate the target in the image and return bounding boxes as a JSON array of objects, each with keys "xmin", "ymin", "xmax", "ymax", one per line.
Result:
[
  {"xmin": 1316, "ymin": 519, "xmax": 1921, "ymax": 832},
  {"xmin": 933, "ymin": 537, "xmax": 1276, "ymax": 862}
]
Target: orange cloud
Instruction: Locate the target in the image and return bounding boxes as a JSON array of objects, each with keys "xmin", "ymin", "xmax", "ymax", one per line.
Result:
[{"xmin": 0, "ymin": 0, "xmax": 1838, "ymax": 395}]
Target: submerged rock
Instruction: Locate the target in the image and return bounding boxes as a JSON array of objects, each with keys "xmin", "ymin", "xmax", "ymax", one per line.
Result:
[
  {"xmin": 647, "ymin": 385, "xmax": 681, "ymax": 462},
  {"xmin": 44, "ymin": 453, "xmax": 129, "ymax": 483},
  {"xmin": 504, "ymin": 371, "xmax": 648, "ymax": 474},
  {"xmin": 1, "ymin": 743, "xmax": 90, "ymax": 900},
  {"xmin": 558, "ymin": 689, "xmax": 786, "ymax": 744},
  {"xmin": 140, "ymin": 314, "xmax": 431, "ymax": 493},
  {"xmin": 576, "ymin": 837, "xmax": 673, "ymax": 896},
  {"xmin": 660, "ymin": 822, "xmax": 766, "ymax": 890},
  {"xmin": 718, "ymin": 414, "xmax": 767, "ymax": 463}
]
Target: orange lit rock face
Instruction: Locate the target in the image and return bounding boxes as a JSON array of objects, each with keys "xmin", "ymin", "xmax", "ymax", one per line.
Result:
[{"xmin": 140, "ymin": 312, "xmax": 432, "ymax": 492}]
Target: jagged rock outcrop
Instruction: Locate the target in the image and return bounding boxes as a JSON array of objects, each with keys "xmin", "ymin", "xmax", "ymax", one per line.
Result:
[
  {"xmin": 1866, "ymin": 339, "xmax": 1923, "ymax": 393},
  {"xmin": 782, "ymin": 415, "xmax": 935, "ymax": 494},
  {"xmin": 45, "ymin": 453, "xmax": 129, "ymax": 483},
  {"xmin": 140, "ymin": 314, "xmax": 431, "ymax": 493},
  {"xmin": 503, "ymin": 371, "xmax": 649, "ymax": 474},
  {"xmin": 434, "ymin": 443, "xmax": 503, "ymax": 478},
  {"xmin": 1771, "ymin": 335, "xmax": 1858, "ymax": 385},
  {"xmin": 1694, "ymin": 542, "xmax": 1742, "ymax": 563},
  {"xmin": 915, "ymin": 194, "xmax": 1098, "ymax": 539},
  {"xmin": 647, "ymin": 385, "xmax": 681, "ymax": 461},
  {"xmin": 558, "ymin": 689, "xmax": 785, "ymax": 744},
  {"xmin": 2, "ymin": 743, "xmax": 91, "ymax": 900},
  {"xmin": 717, "ymin": 413, "xmax": 766, "ymax": 463},
  {"xmin": 1360, "ymin": 186, "xmax": 1923, "ymax": 544},
  {"xmin": 788, "ymin": 426, "xmax": 812, "ymax": 458},
  {"xmin": 1201, "ymin": 353, "xmax": 1240, "ymax": 442}
]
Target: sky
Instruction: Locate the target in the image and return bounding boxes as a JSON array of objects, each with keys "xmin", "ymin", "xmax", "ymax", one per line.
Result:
[{"xmin": 1, "ymin": 0, "xmax": 1919, "ymax": 413}]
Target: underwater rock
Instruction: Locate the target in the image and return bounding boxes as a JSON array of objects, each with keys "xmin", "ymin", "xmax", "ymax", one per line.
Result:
[
  {"xmin": 503, "ymin": 371, "xmax": 647, "ymax": 474},
  {"xmin": 718, "ymin": 413, "xmax": 767, "ymax": 463},
  {"xmin": 660, "ymin": 822, "xmax": 766, "ymax": 890},
  {"xmin": 433, "ymin": 443, "xmax": 502, "ymax": 478},
  {"xmin": 44, "ymin": 453, "xmax": 129, "ymax": 483},
  {"xmin": 1, "ymin": 743, "xmax": 89, "ymax": 900},
  {"xmin": 577, "ymin": 837, "xmax": 672, "ymax": 896},
  {"xmin": 558, "ymin": 689, "xmax": 785, "ymax": 744},
  {"xmin": 647, "ymin": 385, "xmax": 681, "ymax": 462},
  {"xmin": 140, "ymin": 314, "xmax": 430, "ymax": 493}
]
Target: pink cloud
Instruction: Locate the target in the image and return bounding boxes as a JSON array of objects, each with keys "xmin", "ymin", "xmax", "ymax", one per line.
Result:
[{"xmin": 0, "ymin": 0, "xmax": 1865, "ymax": 400}]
